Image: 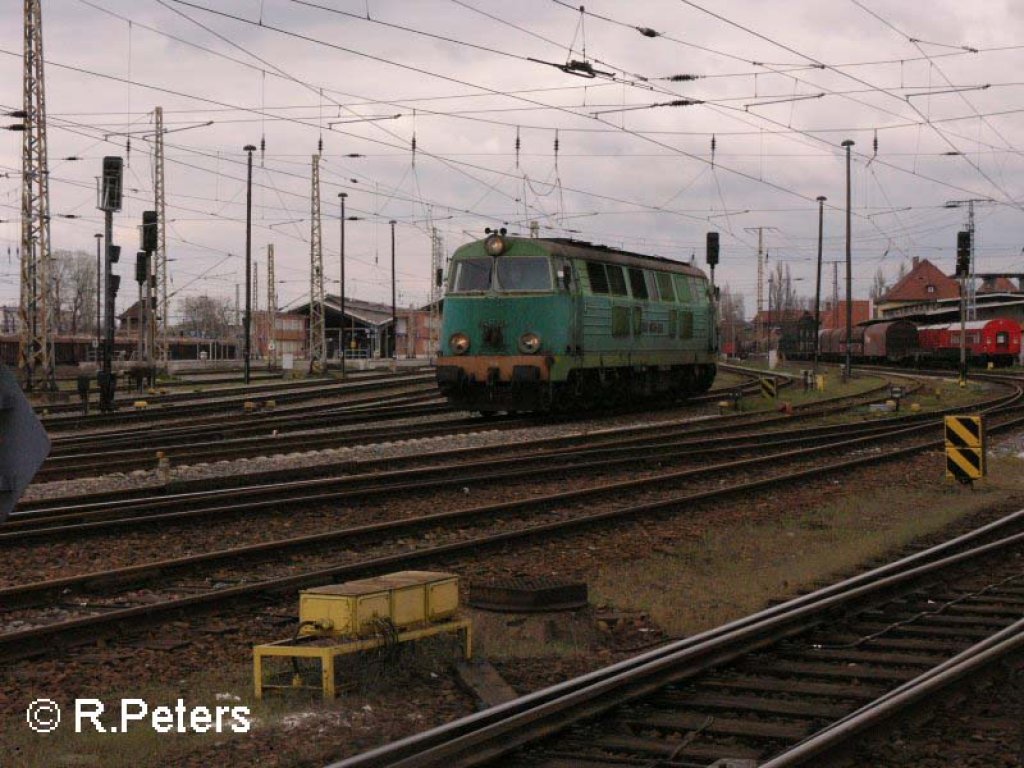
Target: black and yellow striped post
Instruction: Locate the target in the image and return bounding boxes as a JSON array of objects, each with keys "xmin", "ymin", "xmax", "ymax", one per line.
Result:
[
  {"xmin": 944, "ymin": 414, "xmax": 986, "ymax": 485},
  {"xmin": 760, "ymin": 376, "xmax": 777, "ymax": 399}
]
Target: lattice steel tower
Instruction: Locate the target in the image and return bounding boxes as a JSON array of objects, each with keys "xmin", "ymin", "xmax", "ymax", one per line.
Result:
[
  {"xmin": 308, "ymin": 154, "xmax": 327, "ymax": 372},
  {"xmin": 429, "ymin": 225, "xmax": 444, "ymax": 358},
  {"xmin": 153, "ymin": 106, "xmax": 169, "ymax": 366},
  {"xmin": 19, "ymin": 0, "xmax": 55, "ymax": 391},
  {"xmin": 266, "ymin": 243, "xmax": 277, "ymax": 368}
]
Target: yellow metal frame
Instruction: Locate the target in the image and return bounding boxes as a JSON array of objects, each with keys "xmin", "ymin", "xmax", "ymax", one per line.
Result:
[{"xmin": 253, "ymin": 619, "xmax": 472, "ymax": 700}]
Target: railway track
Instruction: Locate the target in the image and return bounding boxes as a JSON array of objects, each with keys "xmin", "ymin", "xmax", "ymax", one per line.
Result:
[
  {"xmin": 12, "ymin": 371, "xmax": 902, "ymax": 528},
  {"xmin": 330, "ymin": 508, "xmax": 1024, "ymax": 768},
  {"xmin": 0, "ymin": 373, "xmax": 1015, "ymax": 663},
  {"xmin": 30, "ymin": 368, "xmax": 770, "ymax": 482},
  {"xmin": 39, "ymin": 371, "xmax": 437, "ymax": 430}
]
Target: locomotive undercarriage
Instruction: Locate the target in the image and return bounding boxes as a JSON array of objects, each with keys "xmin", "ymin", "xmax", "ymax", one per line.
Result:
[{"xmin": 437, "ymin": 362, "xmax": 716, "ymax": 414}]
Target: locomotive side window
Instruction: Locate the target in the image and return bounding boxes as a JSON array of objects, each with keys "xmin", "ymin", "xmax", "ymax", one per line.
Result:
[
  {"xmin": 656, "ymin": 272, "xmax": 675, "ymax": 302},
  {"xmin": 586, "ymin": 262, "xmax": 609, "ymax": 294},
  {"xmin": 628, "ymin": 268, "xmax": 648, "ymax": 299},
  {"xmin": 644, "ymin": 271, "xmax": 660, "ymax": 301},
  {"xmin": 451, "ymin": 258, "xmax": 492, "ymax": 292},
  {"xmin": 496, "ymin": 257, "xmax": 552, "ymax": 292},
  {"xmin": 607, "ymin": 265, "xmax": 628, "ymax": 296}
]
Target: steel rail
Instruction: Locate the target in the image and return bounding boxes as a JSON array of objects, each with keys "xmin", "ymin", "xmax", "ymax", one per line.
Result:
[
  {"xmin": 327, "ymin": 520, "xmax": 1024, "ymax": 768},
  {"xmin": 2, "ymin": 395, "xmax": 1023, "ymax": 662},
  {"xmin": 38, "ymin": 369, "xmax": 425, "ymax": 415},
  {"xmin": 39, "ymin": 372, "xmax": 437, "ymax": 429},
  {"xmin": 761, "ymin": 615, "xmax": 1024, "ymax": 766},
  {"xmin": 0, "ymin": 370, "xmax": 982, "ymax": 526},
  {"xmin": 2, "ymin": 407, "xmax": 977, "ymax": 538},
  {"xmin": 47, "ymin": 389, "xmax": 445, "ymax": 449}
]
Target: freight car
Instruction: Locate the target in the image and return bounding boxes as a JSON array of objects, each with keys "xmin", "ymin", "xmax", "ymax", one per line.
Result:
[
  {"xmin": 812, "ymin": 320, "xmax": 918, "ymax": 363},
  {"xmin": 917, "ymin": 319, "xmax": 1021, "ymax": 367},
  {"xmin": 436, "ymin": 232, "xmax": 718, "ymax": 413}
]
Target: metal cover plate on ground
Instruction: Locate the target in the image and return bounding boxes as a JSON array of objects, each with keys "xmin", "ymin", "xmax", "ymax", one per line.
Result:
[
  {"xmin": 0, "ymin": 363, "xmax": 51, "ymax": 521},
  {"xmin": 469, "ymin": 577, "xmax": 588, "ymax": 612}
]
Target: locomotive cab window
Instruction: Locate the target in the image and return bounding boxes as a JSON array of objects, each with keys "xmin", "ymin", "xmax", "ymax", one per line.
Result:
[
  {"xmin": 997, "ymin": 332, "xmax": 1009, "ymax": 345},
  {"xmin": 496, "ymin": 257, "xmax": 552, "ymax": 292},
  {"xmin": 451, "ymin": 258, "xmax": 492, "ymax": 293}
]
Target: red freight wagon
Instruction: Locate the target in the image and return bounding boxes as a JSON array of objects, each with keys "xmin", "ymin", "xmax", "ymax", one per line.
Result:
[
  {"xmin": 917, "ymin": 318, "xmax": 1021, "ymax": 366},
  {"xmin": 862, "ymin": 320, "xmax": 918, "ymax": 362}
]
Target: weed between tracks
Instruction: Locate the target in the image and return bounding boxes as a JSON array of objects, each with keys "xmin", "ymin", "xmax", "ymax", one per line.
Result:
[{"xmin": 592, "ymin": 455, "xmax": 1024, "ymax": 637}]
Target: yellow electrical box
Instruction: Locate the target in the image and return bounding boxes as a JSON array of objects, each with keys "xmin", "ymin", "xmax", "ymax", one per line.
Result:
[
  {"xmin": 394, "ymin": 570, "xmax": 460, "ymax": 621},
  {"xmin": 298, "ymin": 581, "xmax": 390, "ymax": 637},
  {"xmin": 298, "ymin": 571, "xmax": 460, "ymax": 637}
]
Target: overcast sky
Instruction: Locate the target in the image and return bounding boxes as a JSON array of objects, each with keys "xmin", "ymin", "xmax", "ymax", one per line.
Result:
[{"xmin": 3, "ymin": 0, "xmax": 1024, "ymax": 320}]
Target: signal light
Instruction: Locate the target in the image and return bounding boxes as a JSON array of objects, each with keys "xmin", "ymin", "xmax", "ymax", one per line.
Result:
[
  {"xmin": 135, "ymin": 252, "xmax": 148, "ymax": 284},
  {"xmin": 101, "ymin": 156, "xmax": 123, "ymax": 211},
  {"xmin": 956, "ymin": 230, "xmax": 971, "ymax": 277},
  {"xmin": 107, "ymin": 244, "xmax": 121, "ymax": 264},
  {"xmin": 141, "ymin": 210, "xmax": 158, "ymax": 252},
  {"xmin": 108, "ymin": 274, "xmax": 121, "ymax": 297},
  {"xmin": 706, "ymin": 232, "xmax": 720, "ymax": 267}
]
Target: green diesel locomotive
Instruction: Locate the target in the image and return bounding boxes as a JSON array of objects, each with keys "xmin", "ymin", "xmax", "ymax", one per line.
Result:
[{"xmin": 436, "ymin": 232, "xmax": 718, "ymax": 413}]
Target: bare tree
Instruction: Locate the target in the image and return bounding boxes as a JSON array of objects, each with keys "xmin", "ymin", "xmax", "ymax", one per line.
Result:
[
  {"xmin": 869, "ymin": 267, "xmax": 888, "ymax": 301},
  {"xmin": 178, "ymin": 295, "xmax": 234, "ymax": 338},
  {"xmin": 769, "ymin": 261, "xmax": 799, "ymax": 315},
  {"xmin": 51, "ymin": 249, "xmax": 97, "ymax": 335},
  {"xmin": 718, "ymin": 283, "xmax": 746, "ymax": 352}
]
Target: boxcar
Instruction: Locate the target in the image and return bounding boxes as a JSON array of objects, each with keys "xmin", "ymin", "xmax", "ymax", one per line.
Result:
[
  {"xmin": 436, "ymin": 233, "xmax": 718, "ymax": 413},
  {"xmin": 862, "ymin": 320, "xmax": 918, "ymax": 362}
]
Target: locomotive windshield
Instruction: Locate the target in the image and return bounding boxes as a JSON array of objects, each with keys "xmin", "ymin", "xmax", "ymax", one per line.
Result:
[
  {"xmin": 451, "ymin": 258, "xmax": 492, "ymax": 292},
  {"xmin": 496, "ymin": 257, "xmax": 552, "ymax": 292}
]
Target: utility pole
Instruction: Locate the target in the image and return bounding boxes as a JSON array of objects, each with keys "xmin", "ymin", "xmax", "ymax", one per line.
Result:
[
  {"xmin": 430, "ymin": 225, "xmax": 444, "ymax": 360},
  {"xmin": 832, "ymin": 261, "xmax": 840, "ymax": 329},
  {"xmin": 756, "ymin": 227, "xmax": 764, "ymax": 320},
  {"xmin": 266, "ymin": 244, "xmax": 276, "ymax": 369},
  {"xmin": 743, "ymin": 226, "xmax": 776, "ymax": 345},
  {"xmin": 94, "ymin": 232, "xmax": 102, "ymax": 359},
  {"xmin": 153, "ymin": 106, "xmax": 168, "ymax": 367},
  {"xmin": 308, "ymin": 153, "xmax": 326, "ymax": 373},
  {"xmin": 813, "ymin": 195, "xmax": 826, "ymax": 373},
  {"xmin": 338, "ymin": 192, "xmax": 347, "ymax": 378},
  {"xmin": 18, "ymin": 0, "xmax": 56, "ymax": 392},
  {"xmin": 243, "ymin": 144, "xmax": 256, "ymax": 384},
  {"xmin": 842, "ymin": 139, "xmax": 855, "ymax": 382},
  {"xmin": 390, "ymin": 219, "xmax": 397, "ymax": 371}
]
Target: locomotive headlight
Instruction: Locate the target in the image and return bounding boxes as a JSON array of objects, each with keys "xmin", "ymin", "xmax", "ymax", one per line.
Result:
[
  {"xmin": 449, "ymin": 332, "xmax": 471, "ymax": 355},
  {"xmin": 484, "ymin": 233, "xmax": 506, "ymax": 257},
  {"xmin": 518, "ymin": 332, "xmax": 541, "ymax": 354}
]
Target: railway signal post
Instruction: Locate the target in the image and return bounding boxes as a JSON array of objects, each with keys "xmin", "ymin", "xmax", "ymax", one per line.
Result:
[
  {"xmin": 97, "ymin": 156, "xmax": 123, "ymax": 412},
  {"xmin": 956, "ymin": 230, "xmax": 971, "ymax": 387}
]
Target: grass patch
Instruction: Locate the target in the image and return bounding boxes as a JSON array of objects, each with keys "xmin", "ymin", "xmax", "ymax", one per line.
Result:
[{"xmin": 592, "ymin": 460, "xmax": 1024, "ymax": 637}]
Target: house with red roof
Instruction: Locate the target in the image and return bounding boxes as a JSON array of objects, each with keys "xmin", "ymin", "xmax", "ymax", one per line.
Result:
[{"xmin": 876, "ymin": 257, "xmax": 960, "ymax": 318}]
